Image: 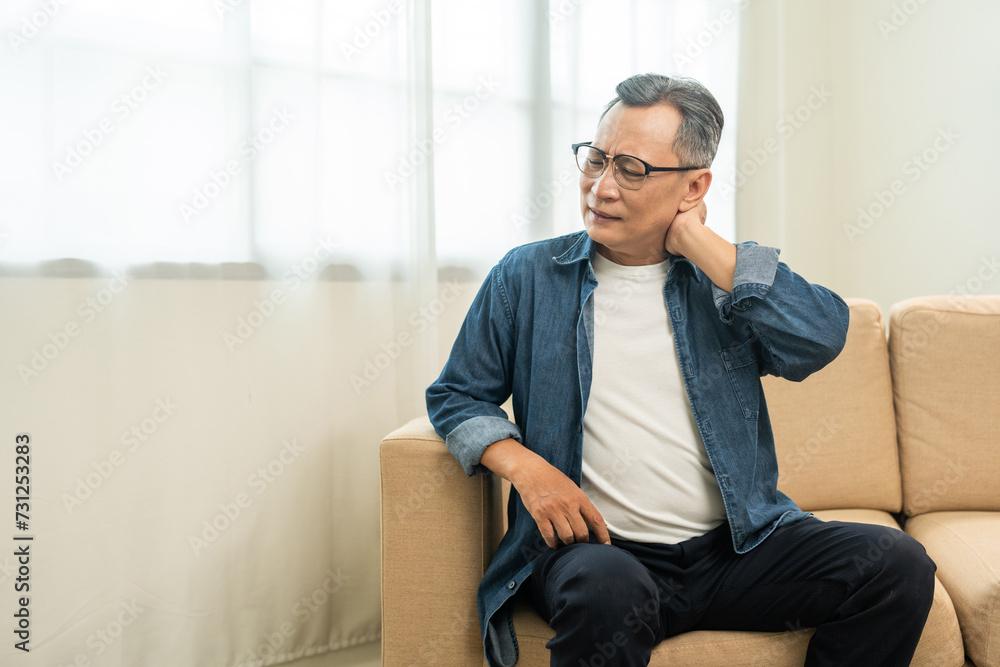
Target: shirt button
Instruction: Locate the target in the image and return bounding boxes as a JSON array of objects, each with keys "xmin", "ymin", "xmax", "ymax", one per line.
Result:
[
  {"xmin": 508, "ymin": 581, "xmax": 516, "ymax": 589},
  {"xmin": 577, "ymin": 425, "xmax": 582, "ymax": 433}
]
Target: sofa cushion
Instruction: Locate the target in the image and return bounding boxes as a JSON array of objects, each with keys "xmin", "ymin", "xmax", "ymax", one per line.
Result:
[
  {"xmin": 907, "ymin": 511, "xmax": 1000, "ymax": 667},
  {"xmin": 511, "ymin": 588, "xmax": 813, "ymax": 667},
  {"xmin": 511, "ymin": 509, "xmax": 964, "ymax": 667},
  {"xmin": 764, "ymin": 299, "xmax": 901, "ymax": 513},
  {"xmin": 889, "ymin": 296, "xmax": 1000, "ymax": 515},
  {"xmin": 812, "ymin": 511, "xmax": 966, "ymax": 667}
]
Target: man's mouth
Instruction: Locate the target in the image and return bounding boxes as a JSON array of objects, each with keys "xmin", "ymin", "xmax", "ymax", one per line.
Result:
[{"xmin": 589, "ymin": 207, "xmax": 621, "ymax": 222}]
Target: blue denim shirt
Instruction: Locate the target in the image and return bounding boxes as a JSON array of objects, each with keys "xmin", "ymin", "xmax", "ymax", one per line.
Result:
[{"xmin": 425, "ymin": 230, "xmax": 849, "ymax": 667}]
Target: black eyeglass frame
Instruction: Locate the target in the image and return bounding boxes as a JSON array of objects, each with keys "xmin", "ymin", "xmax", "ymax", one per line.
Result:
[{"xmin": 571, "ymin": 141, "xmax": 702, "ymax": 189}]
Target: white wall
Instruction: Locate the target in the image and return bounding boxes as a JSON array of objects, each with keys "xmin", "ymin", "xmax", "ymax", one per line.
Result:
[{"xmin": 736, "ymin": 0, "xmax": 1000, "ymax": 314}]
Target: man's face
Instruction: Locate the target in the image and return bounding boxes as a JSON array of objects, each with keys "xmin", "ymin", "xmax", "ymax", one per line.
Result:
[{"xmin": 579, "ymin": 102, "xmax": 703, "ymax": 265}]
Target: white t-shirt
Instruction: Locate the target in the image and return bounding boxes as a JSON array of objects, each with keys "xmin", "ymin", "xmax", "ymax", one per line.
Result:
[{"xmin": 580, "ymin": 250, "xmax": 727, "ymax": 544}]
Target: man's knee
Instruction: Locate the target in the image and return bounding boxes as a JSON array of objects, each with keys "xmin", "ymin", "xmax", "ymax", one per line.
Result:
[
  {"xmin": 886, "ymin": 532, "xmax": 936, "ymax": 608},
  {"xmin": 542, "ymin": 544, "xmax": 662, "ymax": 623},
  {"xmin": 846, "ymin": 526, "xmax": 936, "ymax": 609},
  {"xmin": 562, "ymin": 545, "xmax": 656, "ymax": 600}
]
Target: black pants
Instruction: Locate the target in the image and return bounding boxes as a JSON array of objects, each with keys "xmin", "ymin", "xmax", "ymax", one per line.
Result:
[{"xmin": 528, "ymin": 516, "xmax": 936, "ymax": 667}]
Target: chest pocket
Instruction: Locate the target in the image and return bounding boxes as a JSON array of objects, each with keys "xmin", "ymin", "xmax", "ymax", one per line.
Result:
[{"xmin": 720, "ymin": 339, "xmax": 760, "ymax": 420}]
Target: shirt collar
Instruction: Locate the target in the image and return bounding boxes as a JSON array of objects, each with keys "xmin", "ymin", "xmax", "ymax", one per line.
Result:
[
  {"xmin": 551, "ymin": 230, "xmax": 700, "ymax": 280},
  {"xmin": 551, "ymin": 231, "xmax": 593, "ymax": 265}
]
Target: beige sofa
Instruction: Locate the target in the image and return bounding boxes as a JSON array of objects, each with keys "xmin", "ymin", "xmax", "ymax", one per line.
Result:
[{"xmin": 380, "ymin": 296, "xmax": 1000, "ymax": 666}]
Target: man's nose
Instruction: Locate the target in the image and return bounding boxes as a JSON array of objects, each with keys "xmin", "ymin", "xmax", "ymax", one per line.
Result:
[{"xmin": 591, "ymin": 162, "xmax": 619, "ymax": 200}]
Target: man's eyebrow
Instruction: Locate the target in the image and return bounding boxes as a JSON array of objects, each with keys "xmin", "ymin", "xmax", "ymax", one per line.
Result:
[
  {"xmin": 593, "ymin": 144, "xmax": 636, "ymax": 157},
  {"xmin": 604, "ymin": 146, "xmax": 651, "ymax": 161}
]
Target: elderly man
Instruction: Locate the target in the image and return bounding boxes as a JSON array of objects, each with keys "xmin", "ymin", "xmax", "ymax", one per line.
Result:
[{"xmin": 426, "ymin": 73, "xmax": 935, "ymax": 667}]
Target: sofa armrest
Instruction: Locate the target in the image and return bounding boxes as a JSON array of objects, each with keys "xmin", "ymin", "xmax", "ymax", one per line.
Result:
[{"xmin": 380, "ymin": 416, "xmax": 504, "ymax": 666}]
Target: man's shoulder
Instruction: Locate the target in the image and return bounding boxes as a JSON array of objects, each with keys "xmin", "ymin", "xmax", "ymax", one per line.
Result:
[{"xmin": 497, "ymin": 230, "xmax": 589, "ymax": 270}]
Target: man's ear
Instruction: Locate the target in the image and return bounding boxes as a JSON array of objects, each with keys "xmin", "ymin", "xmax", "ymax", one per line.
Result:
[{"xmin": 676, "ymin": 169, "xmax": 712, "ymax": 213}]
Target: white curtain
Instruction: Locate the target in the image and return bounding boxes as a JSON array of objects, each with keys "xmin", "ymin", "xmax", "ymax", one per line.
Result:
[{"xmin": 0, "ymin": 1, "xmax": 740, "ymax": 665}]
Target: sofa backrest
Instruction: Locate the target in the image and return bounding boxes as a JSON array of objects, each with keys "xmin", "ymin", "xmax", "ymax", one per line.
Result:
[
  {"xmin": 764, "ymin": 299, "xmax": 902, "ymax": 513},
  {"xmin": 889, "ymin": 295, "xmax": 1000, "ymax": 516}
]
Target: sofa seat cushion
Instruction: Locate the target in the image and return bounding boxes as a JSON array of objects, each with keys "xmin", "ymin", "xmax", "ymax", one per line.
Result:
[
  {"xmin": 510, "ymin": 509, "xmax": 963, "ymax": 666},
  {"xmin": 811, "ymin": 510, "xmax": 966, "ymax": 667},
  {"xmin": 907, "ymin": 512, "xmax": 1000, "ymax": 667},
  {"xmin": 810, "ymin": 507, "xmax": 900, "ymax": 526},
  {"xmin": 510, "ymin": 590, "xmax": 813, "ymax": 667}
]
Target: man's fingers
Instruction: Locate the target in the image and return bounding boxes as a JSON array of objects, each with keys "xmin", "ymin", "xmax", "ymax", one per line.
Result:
[
  {"xmin": 586, "ymin": 508, "xmax": 611, "ymax": 545},
  {"xmin": 537, "ymin": 521, "xmax": 559, "ymax": 549},
  {"xmin": 537, "ymin": 511, "xmax": 595, "ymax": 548},
  {"xmin": 522, "ymin": 476, "xmax": 610, "ymax": 548},
  {"xmin": 568, "ymin": 515, "xmax": 591, "ymax": 545},
  {"xmin": 553, "ymin": 516, "xmax": 580, "ymax": 546}
]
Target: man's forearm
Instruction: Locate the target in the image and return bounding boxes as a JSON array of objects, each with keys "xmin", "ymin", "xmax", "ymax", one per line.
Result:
[
  {"xmin": 718, "ymin": 244, "xmax": 849, "ymax": 380},
  {"xmin": 671, "ymin": 221, "xmax": 736, "ymax": 293},
  {"xmin": 480, "ymin": 437, "xmax": 543, "ymax": 486}
]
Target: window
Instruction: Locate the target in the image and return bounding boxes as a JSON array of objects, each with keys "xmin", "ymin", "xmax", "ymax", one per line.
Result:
[{"xmin": 0, "ymin": 0, "xmax": 740, "ymax": 275}]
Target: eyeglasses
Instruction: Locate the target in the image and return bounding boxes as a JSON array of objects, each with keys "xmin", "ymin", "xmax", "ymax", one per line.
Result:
[{"xmin": 572, "ymin": 141, "xmax": 701, "ymax": 190}]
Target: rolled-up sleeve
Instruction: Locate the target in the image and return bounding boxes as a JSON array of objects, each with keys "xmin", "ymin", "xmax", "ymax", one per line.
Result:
[
  {"xmin": 444, "ymin": 416, "xmax": 523, "ymax": 477},
  {"xmin": 711, "ymin": 242, "xmax": 850, "ymax": 381},
  {"xmin": 711, "ymin": 243, "xmax": 780, "ymax": 316},
  {"xmin": 426, "ymin": 262, "xmax": 523, "ymax": 476}
]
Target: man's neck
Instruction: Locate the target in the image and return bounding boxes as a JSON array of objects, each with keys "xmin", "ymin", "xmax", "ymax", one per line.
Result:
[{"xmin": 595, "ymin": 242, "xmax": 669, "ymax": 266}]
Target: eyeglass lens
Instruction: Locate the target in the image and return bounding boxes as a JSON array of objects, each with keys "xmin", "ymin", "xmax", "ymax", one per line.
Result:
[{"xmin": 575, "ymin": 146, "xmax": 646, "ymax": 189}]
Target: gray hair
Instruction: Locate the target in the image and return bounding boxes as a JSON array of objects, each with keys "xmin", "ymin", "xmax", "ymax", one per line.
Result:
[{"xmin": 599, "ymin": 73, "xmax": 724, "ymax": 168}]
